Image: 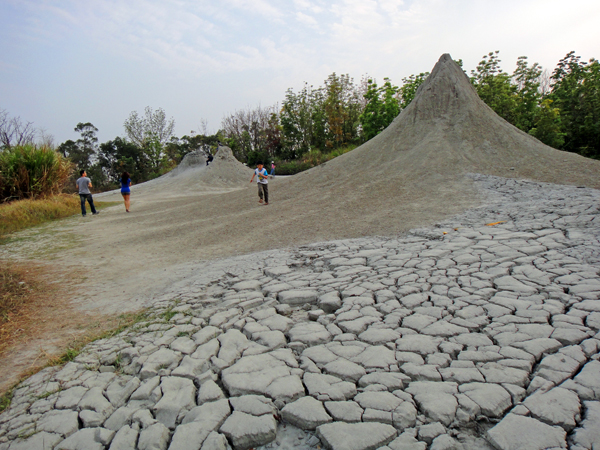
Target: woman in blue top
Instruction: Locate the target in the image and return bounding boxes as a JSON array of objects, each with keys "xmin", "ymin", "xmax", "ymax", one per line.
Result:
[{"xmin": 120, "ymin": 172, "xmax": 132, "ymax": 212}]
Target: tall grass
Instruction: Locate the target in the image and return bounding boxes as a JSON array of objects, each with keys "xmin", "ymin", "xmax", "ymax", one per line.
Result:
[
  {"xmin": 0, "ymin": 144, "xmax": 73, "ymax": 202},
  {"xmin": 0, "ymin": 194, "xmax": 80, "ymax": 239}
]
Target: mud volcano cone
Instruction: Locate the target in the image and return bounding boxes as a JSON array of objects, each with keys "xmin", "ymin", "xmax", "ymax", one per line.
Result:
[
  {"xmin": 375, "ymin": 53, "xmax": 600, "ymax": 183},
  {"xmin": 272, "ymin": 53, "xmax": 600, "ymax": 238},
  {"xmin": 294, "ymin": 53, "xmax": 600, "ymax": 188}
]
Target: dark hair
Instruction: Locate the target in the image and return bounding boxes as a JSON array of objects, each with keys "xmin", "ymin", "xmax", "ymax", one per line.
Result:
[
  {"xmin": 121, "ymin": 172, "xmax": 130, "ymax": 183},
  {"xmin": 257, "ymin": 162, "xmax": 263, "ymax": 166},
  {"xmin": 80, "ymin": 169, "xmax": 85, "ymax": 176}
]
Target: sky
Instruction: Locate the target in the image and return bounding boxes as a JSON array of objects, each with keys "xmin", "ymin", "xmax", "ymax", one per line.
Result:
[{"xmin": 1, "ymin": 0, "xmax": 599, "ymax": 146}]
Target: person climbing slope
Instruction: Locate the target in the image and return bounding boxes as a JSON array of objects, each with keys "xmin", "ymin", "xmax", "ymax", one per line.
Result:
[{"xmin": 250, "ymin": 162, "xmax": 269, "ymax": 205}]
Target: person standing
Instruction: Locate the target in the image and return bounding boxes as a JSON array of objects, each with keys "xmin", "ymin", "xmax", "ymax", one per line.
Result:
[
  {"xmin": 250, "ymin": 162, "xmax": 269, "ymax": 205},
  {"xmin": 270, "ymin": 161, "xmax": 276, "ymax": 178},
  {"xmin": 120, "ymin": 171, "xmax": 132, "ymax": 212},
  {"xmin": 76, "ymin": 170, "xmax": 99, "ymax": 217}
]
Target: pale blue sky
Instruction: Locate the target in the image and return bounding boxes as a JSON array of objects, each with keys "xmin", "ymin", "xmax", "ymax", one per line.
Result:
[{"xmin": 1, "ymin": 0, "xmax": 599, "ymax": 145}]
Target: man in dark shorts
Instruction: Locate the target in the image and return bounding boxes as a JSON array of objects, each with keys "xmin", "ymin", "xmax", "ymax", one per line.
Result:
[
  {"xmin": 76, "ymin": 170, "xmax": 99, "ymax": 217},
  {"xmin": 250, "ymin": 162, "xmax": 269, "ymax": 205}
]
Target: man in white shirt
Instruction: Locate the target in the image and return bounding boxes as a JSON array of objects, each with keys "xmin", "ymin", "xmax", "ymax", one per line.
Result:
[{"xmin": 250, "ymin": 162, "xmax": 269, "ymax": 205}]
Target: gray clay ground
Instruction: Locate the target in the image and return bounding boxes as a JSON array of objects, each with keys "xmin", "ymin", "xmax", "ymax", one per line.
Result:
[{"xmin": 1, "ymin": 174, "xmax": 600, "ymax": 450}]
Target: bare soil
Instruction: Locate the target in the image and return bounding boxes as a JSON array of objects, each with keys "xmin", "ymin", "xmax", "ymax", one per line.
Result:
[{"xmin": 1, "ymin": 54, "xmax": 599, "ymax": 394}]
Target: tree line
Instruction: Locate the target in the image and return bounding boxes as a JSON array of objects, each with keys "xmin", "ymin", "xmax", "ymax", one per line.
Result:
[{"xmin": 1, "ymin": 50, "xmax": 598, "ymax": 197}]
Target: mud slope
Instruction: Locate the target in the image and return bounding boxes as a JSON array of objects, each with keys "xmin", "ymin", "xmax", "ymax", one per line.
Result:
[{"xmin": 27, "ymin": 53, "xmax": 600, "ymax": 313}]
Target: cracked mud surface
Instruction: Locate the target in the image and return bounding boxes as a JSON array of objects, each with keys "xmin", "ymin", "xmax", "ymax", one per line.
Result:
[{"xmin": 1, "ymin": 174, "xmax": 599, "ymax": 450}]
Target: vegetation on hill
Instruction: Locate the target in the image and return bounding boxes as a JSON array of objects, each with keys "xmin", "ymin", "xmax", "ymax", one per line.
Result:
[{"xmin": 1, "ymin": 50, "xmax": 598, "ymax": 191}]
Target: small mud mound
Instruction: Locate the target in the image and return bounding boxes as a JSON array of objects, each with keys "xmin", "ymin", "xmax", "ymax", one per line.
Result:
[
  {"xmin": 100, "ymin": 145, "xmax": 253, "ymax": 199},
  {"xmin": 174, "ymin": 150, "xmax": 207, "ymax": 171},
  {"xmin": 200, "ymin": 145, "xmax": 254, "ymax": 186}
]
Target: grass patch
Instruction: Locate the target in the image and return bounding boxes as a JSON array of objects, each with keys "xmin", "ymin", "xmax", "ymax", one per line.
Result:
[
  {"xmin": 0, "ymin": 194, "xmax": 116, "ymax": 241},
  {"xmin": 161, "ymin": 307, "xmax": 177, "ymax": 322},
  {"xmin": 0, "ymin": 386, "xmax": 14, "ymax": 413},
  {"xmin": 36, "ymin": 387, "xmax": 61, "ymax": 400}
]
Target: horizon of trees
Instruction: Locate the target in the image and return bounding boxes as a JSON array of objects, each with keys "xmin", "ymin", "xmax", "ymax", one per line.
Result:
[{"xmin": 1, "ymin": 50, "xmax": 598, "ymax": 190}]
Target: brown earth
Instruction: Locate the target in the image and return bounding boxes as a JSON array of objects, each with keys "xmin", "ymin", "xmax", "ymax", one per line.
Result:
[{"xmin": 1, "ymin": 53, "xmax": 599, "ymax": 394}]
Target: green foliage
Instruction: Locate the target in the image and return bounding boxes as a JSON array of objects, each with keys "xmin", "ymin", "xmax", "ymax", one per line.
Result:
[
  {"xmin": 360, "ymin": 78, "xmax": 400, "ymax": 140},
  {"xmin": 512, "ymin": 56, "xmax": 543, "ymax": 131},
  {"xmin": 275, "ymin": 160, "xmax": 312, "ymax": 175},
  {"xmin": 120, "ymin": 107, "xmax": 175, "ymax": 178},
  {"xmin": 529, "ymin": 99, "xmax": 565, "ymax": 149},
  {"xmin": 466, "ymin": 49, "xmax": 599, "ymax": 156},
  {"xmin": 221, "ymin": 105, "xmax": 280, "ymax": 162},
  {"xmin": 123, "ymin": 107, "xmax": 175, "ymax": 148},
  {"xmin": 399, "ymin": 72, "xmax": 429, "ymax": 109},
  {"xmin": 274, "ymin": 144, "xmax": 356, "ymax": 175},
  {"xmin": 549, "ymin": 52, "xmax": 600, "ymax": 157},
  {"xmin": 160, "ymin": 307, "xmax": 177, "ymax": 322},
  {"xmin": 323, "ymin": 73, "xmax": 362, "ymax": 149},
  {"xmin": 0, "ymin": 145, "xmax": 73, "ymax": 201},
  {"xmin": 280, "ymin": 83, "xmax": 318, "ymax": 159},
  {"xmin": 57, "ymin": 122, "xmax": 98, "ymax": 171},
  {"xmin": 98, "ymin": 137, "xmax": 146, "ymax": 184},
  {"xmin": 0, "ymin": 387, "xmax": 14, "ymax": 412},
  {"xmin": 471, "ymin": 51, "xmax": 518, "ymax": 124}
]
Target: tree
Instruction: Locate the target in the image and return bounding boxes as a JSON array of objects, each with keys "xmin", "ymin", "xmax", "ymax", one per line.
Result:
[
  {"xmin": 0, "ymin": 109, "xmax": 36, "ymax": 149},
  {"xmin": 221, "ymin": 104, "xmax": 278, "ymax": 161},
  {"xmin": 280, "ymin": 84, "xmax": 318, "ymax": 159},
  {"xmin": 549, "ymin": 52, "xmax": 600, "ymax": 157},
  {"xmin": 359, "ymin": 78, "xmax": 400, "ymax": 140},
  {"xmin": 123, "ymin": 107, "xmax": 175, "ymax": 148},
  {"xmin": 512, "ymin": 56, "xmax": 543, "ymax": 131},
  {"xmin": 57, "ymin": 122, "xmax": 98, "ymax": 170},
  {"xmin": 323, "ymin": 73, "xmax": 362, "ymax": 149},
  {"xmin": 471, "ymin": 51, "xmax": 518, "ymax": 124},
  {"xmin": 122, "ymin": 107, "xmax": 175, "ymax": 177},
  {"xmin": 398, "ymin": 72, "xmax": 429, "ymax": 109},
  {"xmin": 529, "ymin": 99, "xmax": 565, "ymax": 149},
  {"xmin": 98, "ymin": 137, "xmax": 146, "ymax": 183}
]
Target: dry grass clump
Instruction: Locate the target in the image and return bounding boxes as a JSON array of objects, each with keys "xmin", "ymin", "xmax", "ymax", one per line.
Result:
[
  {"xmin": 0, "ymin": 194, "xmax": 80, "ymax": 239},
  {"xmin": 0, "ymin": 262, "xmax": 37, "ymax": 327}
]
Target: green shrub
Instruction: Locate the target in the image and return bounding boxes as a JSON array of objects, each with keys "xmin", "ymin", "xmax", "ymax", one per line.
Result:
[
  {"xmin": 0, "ymin": 145, "xmax": 73, "ymax": 202},
  {"xmin": 276, "ymin": 160, "xmax": 313, "ymax": 175},
  {"xmin": 274, "ymin": 145, "xmax": 357, "ymax": 175}
]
